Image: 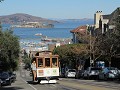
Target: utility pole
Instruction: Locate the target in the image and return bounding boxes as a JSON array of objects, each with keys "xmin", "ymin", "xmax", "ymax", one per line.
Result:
[
  {"xmin": 89, "ymin": 26, "xmax": 93, "ymax": 67},
  {"xmin": 90, "ymin": 28, "xmax": 92, "ymax": 67}
]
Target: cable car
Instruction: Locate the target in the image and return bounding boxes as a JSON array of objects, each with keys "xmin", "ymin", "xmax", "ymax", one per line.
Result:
[{"xmin": 31, "ymin": 51, "xmax": 59, "ymax": 84}]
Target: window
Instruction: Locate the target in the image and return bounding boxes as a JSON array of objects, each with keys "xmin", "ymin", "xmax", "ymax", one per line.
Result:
[
  {"xmin": 38, "ymin": 58, "xmax": 43, "ymax": 67},
  {"xmin": 52, "ymin": 58, "xmax": 57, "ymax": 67},
  {"xmin": 45, "ymin": 58, "xmax": 50, "ymax": 67}
]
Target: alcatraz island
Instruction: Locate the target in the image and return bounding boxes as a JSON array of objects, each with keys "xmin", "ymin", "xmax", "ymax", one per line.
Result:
[{"xmin": 11, "ymin": 22, "xmax": 54, "ymax": 28}]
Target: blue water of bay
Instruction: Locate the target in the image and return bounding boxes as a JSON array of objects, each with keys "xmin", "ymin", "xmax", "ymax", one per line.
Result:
[
  {"xmin": 2, "ymin": 20, "xmax": 93, "ymax": 39},
  {"xmin": 2, "ymin": 20, "xmax": 93, "ymax": 48}
]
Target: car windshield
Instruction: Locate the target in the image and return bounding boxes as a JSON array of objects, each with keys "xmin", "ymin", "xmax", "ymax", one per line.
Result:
[
  {"xmin": 107, "ymin": 67, "xmax": 118, "ymax": 70},
  {"xmin": 9, "ymin": 72, "xmax": 12, "ymax": 75},
  {"xmin": 2, "ymin": 72, "xmax": 9, "ymax": 78},
  {"xmin": 69, "ymin": 70, "xmax": 76, "ymax": 72}
]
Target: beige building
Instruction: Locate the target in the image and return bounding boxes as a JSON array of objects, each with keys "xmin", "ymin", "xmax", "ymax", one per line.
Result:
[
  {"xmin": 94, "ymin": 11, "xmax": 103, "ymax": 29},
  {"xmin": 94, "ymin": 7, "xmax": 120, "ymax": 33},
  {"xmin": 71, "ymin": 7, "xmax": 120, "ymax": 44}
]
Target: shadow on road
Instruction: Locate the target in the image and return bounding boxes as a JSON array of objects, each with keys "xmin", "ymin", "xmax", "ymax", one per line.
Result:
[
  {"xmin": 27, "ymin": 80, "xmax": 40, "ymax": 85},
  {"xmin": 27, "ymin": 80, "xmax": 58, "ymax": 85},
  {"xmin": 0, "ymin": 86, "xmax": 23, "ymax": 90},
  {"xmin": 95, "ymin": 79, "xmax": 120, "ymax": 84}
]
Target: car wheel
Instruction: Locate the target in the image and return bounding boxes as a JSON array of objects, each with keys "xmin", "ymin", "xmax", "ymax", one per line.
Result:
[
  {"xmin": 75, "ymin": 75, "xmax": 78, "ymax": 79},
  {"xmin": 104, "ymin": 75, "xmax": 107, "ymax": 81},
  {"xmin": 12, "ymin": 79, "xmax": 15, "ymax": 83},
  {"xmin": 118, "ymin": 78, "xmax": 120, "ymax": 81},
  {"xmin": 0, "ymin": 79, "xmax": 1, "ymax": 87},
  {"xmin": 87, "ymin": 75, "xmax": 90, "ymax": 79},
  {"xmin": 0, "ymin": 83, "xmax": 1, "ymax": 87},
  {"xmin": 66, "ymin": 74, "xmax": 68, "ymax": 78},
  {"xmin": 98, "ymin": 75, "xmax": 101, "ymax": 80},
  {"xmin": 37, "ymin": 80, "xmax": 41, "ymax": 84},
  {"xmin": 75, "ymin": 75, "xmax": 77, "ymax": 79},
  {"xmin": 8, "ymin": 79, "xmax": 12, "ymax": 85},
  {"xmin": 83, "ymin": 75, "xmax": 85, "ymax": 79}
]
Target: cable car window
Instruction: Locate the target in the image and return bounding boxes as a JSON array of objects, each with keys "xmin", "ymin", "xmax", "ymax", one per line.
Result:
[
  {"xmin": 52, "ymin": 58, "xmax": 57, "ymax": 67},
  {"xmin": 38, "ymin": 58, "xmax": 43, "ymax": 67},
  {"xmin": 45, "ymin": 58, "xmax": 50, "ymax": 67}
]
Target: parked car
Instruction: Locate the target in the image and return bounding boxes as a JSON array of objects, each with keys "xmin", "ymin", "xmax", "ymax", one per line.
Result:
[
  {"xmin": 117, "ymin": 69, "xmax": 120, "ymax": 80},
  {"xmin": 0, "ymin": 79, "xmax": 2, "ymax": 87},
  {"xmin": 65, "ymin": 69, "xmax": 76, "ymax": 78},
  {"xmin": 83, "ymin": 67, "xmax": 101, "ymax": 79},
  {"xmin": 8, "ymin": 72, "xmax": 16, "ymax": 83},
  {"xmin": 0, "ymin": 72, "xmax": 3, "ymax": 87},
  {"xmin": 75, "ymin": 70, "xmax": 85, "ymax": 79},
  {"xmin": 0, "ymin": 72, "xmax": 2, "ymax": 87},
  {"xmin": 98, "ymin": 67, "xmax": 119, "ymax": 80},
  {"xmin": 0, "ymin": 72, "xmax": 12, "ymax": 85},
  {"xmin": 60, "ymin": 68, "xmax": 65, "ymax": 78}
]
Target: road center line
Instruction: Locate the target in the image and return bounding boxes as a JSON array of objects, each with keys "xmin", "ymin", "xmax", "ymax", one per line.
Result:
[{"xmin": 21, "ymin": 77, "xmax": 37, "ymax": 90}]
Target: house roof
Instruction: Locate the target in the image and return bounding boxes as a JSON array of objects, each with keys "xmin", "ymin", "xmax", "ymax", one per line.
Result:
[
  {"xmin": 108, "ymin": 7, "xmax": 120, "ymax": 25},
  {"xmin": 70, "ymin": 25, "xmax": 87, "ymax": 34}
]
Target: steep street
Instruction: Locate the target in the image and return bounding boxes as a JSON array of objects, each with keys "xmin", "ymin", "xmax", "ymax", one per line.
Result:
[{"xmin": 1, "ymin": 64, "xmax": 120, "ymax": 90}]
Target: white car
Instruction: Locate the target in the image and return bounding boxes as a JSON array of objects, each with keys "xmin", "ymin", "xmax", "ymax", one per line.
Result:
[{"xmin": 65, "ymin": 69, "xmax": 76, "ymax": 78}]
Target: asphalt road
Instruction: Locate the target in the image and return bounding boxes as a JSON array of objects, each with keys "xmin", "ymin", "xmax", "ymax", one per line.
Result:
[{"xmin": 1, "ymin": 64, "xmax": 120, "ymax": 90}]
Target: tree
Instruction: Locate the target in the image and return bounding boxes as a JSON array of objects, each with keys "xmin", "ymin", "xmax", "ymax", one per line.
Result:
[
  {"xmin": 0, "ymin": 0, "xmax": 4, "ymax": 2},
  {"xmin": 53, "ymin": 44, "xmax": 89, "ymax": 70},
  {"xmin": 77, "ymin": 29, "xmax": 104, "ymax": 66},
  {"xmin": 22, "ymin": 50, "xmax": 31, "ymax": 68},
  {"xmin": 0, "ymin": 29, "xmax": 20, "ymax": 71},
  {"xmin": 94, "ymin": 13, "xmax": 120, "ymax": 67}
]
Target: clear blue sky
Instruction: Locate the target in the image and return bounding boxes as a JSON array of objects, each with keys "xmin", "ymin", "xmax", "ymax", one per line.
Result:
[{"xmin": 0, "ymin": 0, "xmax": 119, "ymax": 19}]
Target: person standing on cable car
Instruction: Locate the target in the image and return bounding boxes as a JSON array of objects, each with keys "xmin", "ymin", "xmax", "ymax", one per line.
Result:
[{"xmin": 31, "ymin": 60, "xmax": 37, "ymax": 81}]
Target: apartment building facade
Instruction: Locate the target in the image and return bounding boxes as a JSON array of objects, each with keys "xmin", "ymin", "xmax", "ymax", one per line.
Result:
[{"xmin": 71, "ymin": 7, "xmax": 120, "ymax": 44}]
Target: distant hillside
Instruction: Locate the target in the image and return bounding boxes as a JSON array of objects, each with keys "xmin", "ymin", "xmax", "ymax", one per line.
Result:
[
  {"xmin": 55, "ymin": 18, "xmax": 94, "ymax": 26},
  {"xmin": 0, "ymin": 13, "xmax": 57, "ymax": 24},
  {"xmin": 58, "ymin": 18, "xmax": 94, "ymax": 23}
]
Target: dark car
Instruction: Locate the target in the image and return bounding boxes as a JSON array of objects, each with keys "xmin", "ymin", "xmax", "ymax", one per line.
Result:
[
  {"xmin": 99, "ymin": 67, "xmax": 119, "ymax": 80},
  {"xmin": 75, "ymin": 70, "xmax": 85, "ymax": 79},
  {"xmin": 8, "ymin": 72, "xmax": 16, "ymax": 83},
  {"xmin": 0, "ymin": 79, "xmax": 2, "ymax": 87},
  {"xmin": 0, "ymin": 72, "xmax": 12, "ymax": 85},
  {"xmin": 83, "ymin": 67, "xmax": 101, "ymax": 79},
  {"xmin": 118, "ymin": 70, "xmax": 120, "ymax": 80},
  {"xmin": 0, "ymin": 72, "xmax": 3, "ymax": 87}
]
